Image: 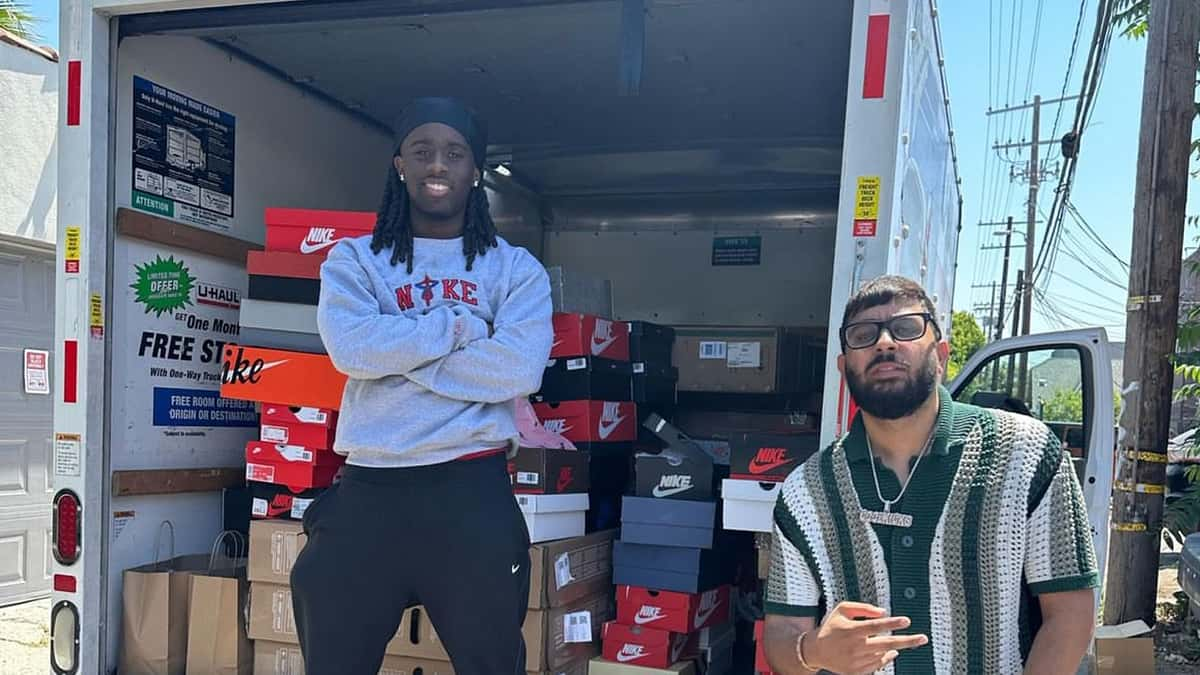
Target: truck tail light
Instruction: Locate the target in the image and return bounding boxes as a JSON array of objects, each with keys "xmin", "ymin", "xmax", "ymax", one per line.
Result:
[
  {"xmin": 50, "ymin": 600, "xmax": 79, "ymax": 674},
  {"xmin": 52, "ymin": 489, "xmax": 82, "ymax": 565}
]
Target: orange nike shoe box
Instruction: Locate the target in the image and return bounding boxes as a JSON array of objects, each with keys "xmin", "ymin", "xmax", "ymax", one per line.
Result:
[
  {"xmin": 533, "ymin": 401, "xmax": 638, "ymax": 444},
  {"xmin": 264, "ymin": 208, "xmax": 375, "ymax": 257},
  {"xmin": 552, "ymin": 313, "xmax": 630, "ymax": 362},
  {"xmin": 220, "ymin": 346, "xmax": 347, "ymax": 410},
  {"xmin": 245, "ymin": 441, "xmax": 344, "ymax": 491},
  {"xmin": 615, "ymin": 586, "xmax": 731, "ymax": 635},
  {"xmin": 246, "ymin": 250, "xmax": 325, "ymax": 280}
]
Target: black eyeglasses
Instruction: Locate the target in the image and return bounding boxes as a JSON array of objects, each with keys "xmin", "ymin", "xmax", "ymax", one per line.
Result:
[{"xmin": 840, "ymin": 312, "xmax": 941, "ymax": 350}]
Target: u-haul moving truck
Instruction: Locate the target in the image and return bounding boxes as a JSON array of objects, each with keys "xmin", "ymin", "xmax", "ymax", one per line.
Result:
[{"xmin": 50, "ymin": 0, "xmax": 1115, "ymax": 672}]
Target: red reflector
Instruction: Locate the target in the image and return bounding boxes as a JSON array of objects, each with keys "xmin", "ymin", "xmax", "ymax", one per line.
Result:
[
  {"xmin": 54, "ymin": 574, "xmax": 77, "ymax": 593},
  {"xmin": 863, "ymin": 14, "xmax": 890, "ymax": 99},
  {"xmin": 64, "ymin": 341, "xmax": 78, "ymax": 403},
  {"xmin": 53, "ymin": 489, "xmax": 82, "ymax": 566},
  {"xmin": 67, "ymin": 61, "xmax": 81, "ymax": 126}
]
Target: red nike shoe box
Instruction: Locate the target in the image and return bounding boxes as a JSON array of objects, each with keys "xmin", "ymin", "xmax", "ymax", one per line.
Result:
[
  {"xmin": 730, "ymin": 432, "xmax": 820, "ymax": 482},
  {"xmin": 552, "ymin": 313, "xmax": 630, "ymax": 362},
  {"xmin": 533, "ymin": 401, "xmax": 638, "ymax": 444},
  {"xmin": 245, "ymin": 441, "xmax": 344, "ymax": 491},
  {"xmin": 261, "ymin": 403, "xmax": 338, "ymax": 429},
  {"xmin": 264, "ymin": 207, "xmax": 375, "ymax": 257},
  {"xmin": 509, "ymin": 448, "xmax": 591, "ymax": 495},
  {"xmin": 601, "ymin": 622, "xmax": 699, "ymax": 669},
  {"xmin": 616, "ymin": 586, "xmax": 731, "ymax": 634},
  {"xmin": 246, "ymin": 250, "xmax": 324, "ymax": 280},
  {"xmin": 260, "ymin": 421, "xmax": 336, "ymax": 451}
]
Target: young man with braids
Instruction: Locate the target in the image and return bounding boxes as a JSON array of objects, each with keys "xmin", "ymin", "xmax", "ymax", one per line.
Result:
[
  {"xmin": 290, "ymin": 98, "xmax": 553, "ymax": 675},
  {"xmin": 763, "ymin": 276, "xmax": 1098, "ymax": 675}
]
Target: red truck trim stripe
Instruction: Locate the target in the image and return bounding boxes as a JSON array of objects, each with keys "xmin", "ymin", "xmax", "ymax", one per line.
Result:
[
  {"xmin": 64, "ymin": 340, "xmax": 78, "ymax": 403},
  {"xmin": 67, "ymin": 61, "xmax": 81, "ymax": 126},
  {"xmin": 862, "ymin": 14, "xmax": 889, "ymax": 99}
]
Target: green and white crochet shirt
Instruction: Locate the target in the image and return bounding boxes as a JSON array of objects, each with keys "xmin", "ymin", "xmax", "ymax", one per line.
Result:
[{"xmin": 766, "ymin": 387, "xmax": 1099, "ymax": 675}]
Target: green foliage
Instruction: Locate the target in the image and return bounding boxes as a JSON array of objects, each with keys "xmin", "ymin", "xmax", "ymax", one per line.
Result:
[
  {"xmin": 0, "ymin": 1, "xmax": 38, "ymax": 40},
  {"xmin": 1040, "ymin": 388, "xmax": 1085, "ymax": 424},
  {"xmin": 947, "ymin": 311, "xmax": 987, "ymax": 381},
  {"xmin": 1112, "ymin": 0, "xmax": 1150, "ymax": 39}
]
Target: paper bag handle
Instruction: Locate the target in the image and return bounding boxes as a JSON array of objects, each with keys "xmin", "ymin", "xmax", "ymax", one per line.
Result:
[
  {"xmin": 153, "ymin": 521, "xmax": 176, "ymax": 569},
  {"xmin": 208, "ymin": 529, "xmax": 247, "ymax": 572}
]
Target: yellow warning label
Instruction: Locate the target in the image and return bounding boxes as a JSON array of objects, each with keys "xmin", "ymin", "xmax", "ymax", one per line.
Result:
[
  {"xmin": 1114, "ymin": 481, "xmax": 1165, "ymax": 495},
  {"xmin": 1111, "ymin": 522, "xmax": 1148, "ymax": 533},
  {"xmin": 65, "ymin": 226, "xmax": 81, "ymax": 273},
  {"xmin": 89, "ymin": 293, "xmax": 104, "ymax": 339},
  {"xmin": 854, "ymin": 176, "xmax": 881, "ymax": 220}
]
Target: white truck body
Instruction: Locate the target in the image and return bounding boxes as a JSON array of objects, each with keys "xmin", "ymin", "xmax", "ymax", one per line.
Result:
[{"xmin": 49, "ymin": 1, "xmax": 1113, "ymax": 673}]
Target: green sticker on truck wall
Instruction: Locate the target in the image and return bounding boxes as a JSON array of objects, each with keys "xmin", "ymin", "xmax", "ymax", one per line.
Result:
[{"xmin": 131, "ymin": 255, "xmax": 196, "ymax": 316}]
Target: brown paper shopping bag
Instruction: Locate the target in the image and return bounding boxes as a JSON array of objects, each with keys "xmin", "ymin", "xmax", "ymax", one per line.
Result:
[
  {"xmin": 120, "ymin": 522, "xmax": 211, "ymax": 675},
  {"xmin": 186, "ymin": 530, "xmax": 254, "ymax": 675}
]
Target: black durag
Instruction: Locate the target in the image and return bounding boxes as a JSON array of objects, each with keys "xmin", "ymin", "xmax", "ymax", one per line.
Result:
[{"xmin": 393, "ymin": 97, "xmax": 488, "ymax": 170}]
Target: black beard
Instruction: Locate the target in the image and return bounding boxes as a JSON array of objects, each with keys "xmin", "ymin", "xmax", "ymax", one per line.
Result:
[{"xmin": 845, "ymin": 345, "xmax": 939, "ymax": 420}]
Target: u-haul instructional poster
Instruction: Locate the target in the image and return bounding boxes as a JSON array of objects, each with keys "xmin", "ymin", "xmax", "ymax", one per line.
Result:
[{"xmin": 131, "ymin": 76, "xmax": 236, "ymax": 232}]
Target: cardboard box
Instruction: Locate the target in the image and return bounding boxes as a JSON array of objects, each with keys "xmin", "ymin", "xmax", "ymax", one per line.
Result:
[
  {"xmin": 248, "ymin": 274, "xmax": 321, "ymax": 306},
  {"xmin": 613, "ymin": 542, "xmax": 732, "ymax": 594},
  {"xmin": 247, "ymin": 250, "xmax": 324, "ymax": 279},
  {"xmin": 532, "ymin": 401, "xmax": 638, "ymax": 444},
  {"xmin": 262, "ymin": 404, "xmax": 337, "ymax": 429},
  {"xmin": 601, "ymin": 622, "xmax": 699, "ymax": 669},
  {"xmin": 252, "ymin": 641, "xmax": 457, "ymax": 675},
  {"xmin": 263, "ymin": 207, "xmax": 375, "ymax": 257},
  {"xmin": 510, "ymin": 448, "xmax": 591, "ymax": 495},
  {"xmin": 676, "ymin": 324, "xmax": 806, "ymax": 391},
  {"xmin": 249, "ymin": 482, "xmax": 323, "ymax": 521},
  {"xmin": 248, "ymin": 519, "xmax": 306, "ymax": 585},
  {"xmin": 525, "ymin": 591, "xmax": 614, "ymax": 672},
  {"xmin": 553, "ymin": 313, "xmax": 630, "ymax": 361},
  {"xmin": 588, "ymin": 658, "xmax": 696, "ymax": 675},
  {"xmin": 247, "ymin": 584, "xmax": 449, "ymax": 659},
  {"xmin": 730, "ymin": 433, "xmax": 818, "ymax": 482},
  {"xmin": 238, "ymin": 327, "xmax": 327, "ymax": 355},
  {"xmin": 676, "ymin": 409, "xmax": 818, "ymax": 439},
  {"xmin": 1092, "ymin": 621, "xmax": 1155, "ymax": 674},
  {"xmin": 245, "ymin": 442, "xmax": 344, "ymax": 491},
  {"xmin": 537, "ymin": 357, "xmax": 633, "ymax": 402},
  {"xmin": 722, "ymin": 479, "xmax": 783, "ymax": 533},
  {"xmin": 241, "ymin": 299, "xmax": 319, "ymax": 335},
  {"xmin": 517, "ymin": 493, "xmax": 589, "ymax": 543},
  {"xmin": 261, "ymin": 421, "xmax": 336, "ymax": 451},
  {"xmin": 220, "ymin": 346, "xmax": 347, "ymax": 411},
  {"xmin": 547, "ymin": 266, "xmax": 613, "ymax": 318},
  {"xmin": 616, "ymin": 585, "xmax": 731, "ymax": 633},
  {"xmin": 620, "ymin": 497, "xmax": 717, "ymax": 549},
  {"xmin": 528, "ymin": 530, "xmax": 616, "ymax": 609},
  {"xmin": 628, "ymin": 321, "xmax": 675, "ymax": 366}
]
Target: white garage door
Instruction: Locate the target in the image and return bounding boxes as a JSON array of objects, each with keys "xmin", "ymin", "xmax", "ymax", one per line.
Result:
[{"xmin": 0, "ymin": 236, "xmax": 54, "ymax": 607}]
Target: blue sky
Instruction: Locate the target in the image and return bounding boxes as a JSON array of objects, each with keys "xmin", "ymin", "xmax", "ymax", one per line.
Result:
[{"xmin": 22, "ymin": 1, "xmax": 1158, "ymax": 342}]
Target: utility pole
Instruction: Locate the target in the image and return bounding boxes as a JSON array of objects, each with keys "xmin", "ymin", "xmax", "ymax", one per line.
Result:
[
  {"xmin": 1022, "ymin": 96, "xmax": 1039, "ymax": 339},
  {"xmin": 996, "ymin": 216, "xmax": 1014, "ymax": 341},
  {"xmin": 987, "ymin": 282, "xmax": 997, "ymax": 341},
  {"xmin": 1104, "ymin": 0, "xmax": 1200, "ymax": 626},
  {"xmin": 1006, "ymin": 269, "xmax": 1023, "ymax": 394}
]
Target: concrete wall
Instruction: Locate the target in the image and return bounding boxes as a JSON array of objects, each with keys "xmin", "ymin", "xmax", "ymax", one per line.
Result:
[{"xmin": 0, "ymin": 33, "xmax": 57, "ymax": 244}]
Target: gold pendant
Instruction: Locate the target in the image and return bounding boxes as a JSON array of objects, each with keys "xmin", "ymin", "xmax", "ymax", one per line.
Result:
[{"xmin": 860, "ymin": 509, "xmax": 913, "ymax": 528}]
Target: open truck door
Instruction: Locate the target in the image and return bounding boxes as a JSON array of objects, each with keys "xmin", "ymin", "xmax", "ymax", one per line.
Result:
[{"xmin": 948, "ymin": 328, "xmax": 1116, "ymax": 589}]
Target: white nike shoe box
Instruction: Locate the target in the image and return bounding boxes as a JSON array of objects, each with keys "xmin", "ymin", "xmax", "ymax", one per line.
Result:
[
  {"xmin": 720, "ymin": 479, "xmax": 782, "ymax": 533},
  {"xmin": 517, "ymin": 493, "xmax": 589, "ymax": 543}
]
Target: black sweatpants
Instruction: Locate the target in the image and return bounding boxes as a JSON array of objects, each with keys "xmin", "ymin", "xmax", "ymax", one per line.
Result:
[{"xmin": 290, "ymin": 454, "xmax": 531, "ymax": 674}]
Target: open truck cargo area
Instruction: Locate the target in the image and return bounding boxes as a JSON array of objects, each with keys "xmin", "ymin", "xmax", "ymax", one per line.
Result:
[{"xmin": 48, "ymin": 1, "xmax": 1116, "ymax": 673}]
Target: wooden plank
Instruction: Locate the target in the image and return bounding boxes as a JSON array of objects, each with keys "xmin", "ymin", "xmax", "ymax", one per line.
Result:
[
  {"xmin": 115, "ymin": 207, "xmax": 261, "ymax": 264},
  {"xmin": 111, "ymin": 468, "xmax": 245, "ymax": 497}
]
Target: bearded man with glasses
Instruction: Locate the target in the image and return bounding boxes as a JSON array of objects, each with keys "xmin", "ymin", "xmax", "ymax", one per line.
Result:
[{"xmin": 761, "ymin": 275, "xmax": 1098, "ymax": 675}]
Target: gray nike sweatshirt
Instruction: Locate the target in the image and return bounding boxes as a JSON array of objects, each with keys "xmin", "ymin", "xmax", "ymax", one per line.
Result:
[{"xmin": 316, "ymin": 234, "xmax": 553, "ymax": 467}]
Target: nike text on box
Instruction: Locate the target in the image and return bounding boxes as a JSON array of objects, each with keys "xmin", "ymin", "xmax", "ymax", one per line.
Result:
[
  {"xmin": 537, "ymin": 357, "xmax": 634, "ymax": 403},
  {"xmin": 730, "ymin": 432, "xmax": 819, "ymax": 481},
  {"xmin": 635, "ymin": 452, "xmax": 715, "ymax": 502},
  {"xmin": 532, "ymin": 401, "xmax": 638, "ymax": 443},
  {"xmin": 602, "ymin": 622, "xmax": 700, "ymax": 669},
  {"xmin": 264, "ymin": 208, "xmax": 376, "ymax": 257},
  {"xmin": 616, "ymin": 585, "xmax": 731, "ymax": 634},
  {"xmin": 244, "ymin": 441, "xmax": 344, "ymax": 491},
  {"xmin": 248, "ymin": 481, "xmax": 324, "ymax": 522},
  {"xmin": 510, "ymin": 448, "xmax": 591, "ymax": 495},
  {"xmin": 720, "ymin": 479, "xmax": 783, "ymax": 533},
  {"xmin": 220, "ymin": 346, "xmax": 348, "ymax": 411},
  {"xmin": 552, "ymin": 313, "xmax": 631, "ymax": 362}
]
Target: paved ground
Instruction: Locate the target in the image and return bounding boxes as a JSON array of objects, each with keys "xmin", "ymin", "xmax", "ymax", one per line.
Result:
[{"xmin": 0, "ymin": 598, "xmax": 49, "ymax": 674}]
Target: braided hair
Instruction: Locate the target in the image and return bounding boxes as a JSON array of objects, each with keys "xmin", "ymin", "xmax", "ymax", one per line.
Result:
[{"xmin": 369, "ymin": 150, "xmax": 499, "ymax": 273}]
